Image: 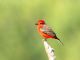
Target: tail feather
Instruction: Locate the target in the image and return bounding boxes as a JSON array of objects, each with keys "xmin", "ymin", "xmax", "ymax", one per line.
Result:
[
  {"xmin": 57, "ymin": 39, "xmax": 64, "ymax": 45},
  {"xmin": 54, "ymin": 36, "xmax": 64, "ymax": 45}
]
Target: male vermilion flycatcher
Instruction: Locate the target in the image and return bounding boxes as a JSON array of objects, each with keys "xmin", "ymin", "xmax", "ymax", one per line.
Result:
[{"xmin": 35, "ymin": 20, "xmax": 63, "ymax": 45}]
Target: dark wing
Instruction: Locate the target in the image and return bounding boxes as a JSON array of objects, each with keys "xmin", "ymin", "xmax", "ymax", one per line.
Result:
[{"xmin": 40, "ymin": 25, "xmax": 56, "ymax": 37}]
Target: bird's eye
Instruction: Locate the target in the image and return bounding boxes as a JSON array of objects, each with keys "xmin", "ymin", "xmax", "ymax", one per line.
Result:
[
  {"xmin": 40, "ymin": 23, "xmax": 42, "ymax": 24},
  {"xmin": 40, "ymin": 23, "xmax": 44, "ymax": 24}
]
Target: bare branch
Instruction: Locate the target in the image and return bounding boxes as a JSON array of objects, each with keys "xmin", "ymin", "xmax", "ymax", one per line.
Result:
[{"xmin": 43, "ymin": 39, "xmax": 56, "ymax": 60}]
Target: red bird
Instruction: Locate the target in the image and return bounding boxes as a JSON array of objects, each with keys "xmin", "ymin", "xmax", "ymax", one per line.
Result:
[{"xmin": 35, "ymin": 20, "xmax": 63, "ymax": 45}]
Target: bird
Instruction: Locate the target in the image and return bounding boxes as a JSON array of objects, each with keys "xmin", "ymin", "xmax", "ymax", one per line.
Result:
[{"xmin": 35, "ymin": 19, "xmax": 63, "ymax": 45}]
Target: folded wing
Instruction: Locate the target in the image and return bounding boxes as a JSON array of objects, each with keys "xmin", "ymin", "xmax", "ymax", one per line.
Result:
[{"xmin": 40, "ymin": 25, "xmax": 56, "ymax": 37}]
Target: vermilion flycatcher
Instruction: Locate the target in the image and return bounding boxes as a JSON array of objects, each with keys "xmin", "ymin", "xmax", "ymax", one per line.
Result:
[{"xmin": 35, "ymin": 20, "xmax": 63, "ymax": 45}]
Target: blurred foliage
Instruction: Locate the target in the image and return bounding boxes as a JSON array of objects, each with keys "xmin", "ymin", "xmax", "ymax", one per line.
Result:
[{"xmin": 0, "ymin": 0, "xmax": 80, "ymax": 60}]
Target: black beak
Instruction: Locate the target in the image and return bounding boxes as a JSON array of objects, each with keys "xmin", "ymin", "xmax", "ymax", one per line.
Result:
[{"xmin": 35, "ymin": 23, "xmax": 38, "ymax": 25}]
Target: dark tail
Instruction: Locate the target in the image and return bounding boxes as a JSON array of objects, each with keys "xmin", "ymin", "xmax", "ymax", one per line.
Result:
[
  {"xmin": 54, "ymin": 36, "xmax": 64, "ymax": 45},
  {"xmin": 57, "ymin": 39, "xmax": 64, "ymax": 45}
]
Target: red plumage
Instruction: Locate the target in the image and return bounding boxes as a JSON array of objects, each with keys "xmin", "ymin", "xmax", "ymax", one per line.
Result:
[{"xmin": 35, "ymin": 20, "xmax": 63, "ymax": 45}]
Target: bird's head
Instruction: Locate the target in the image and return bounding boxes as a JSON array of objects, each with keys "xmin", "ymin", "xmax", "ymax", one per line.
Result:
[{"xmin": 35, "ymin": 20, "xmax": 45, "ymax": 25}]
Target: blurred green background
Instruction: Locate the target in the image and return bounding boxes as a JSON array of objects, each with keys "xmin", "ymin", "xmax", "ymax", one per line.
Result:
[{"xmin": 0, "ymin": 0, "xmax": 80, "ymax": 60}]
